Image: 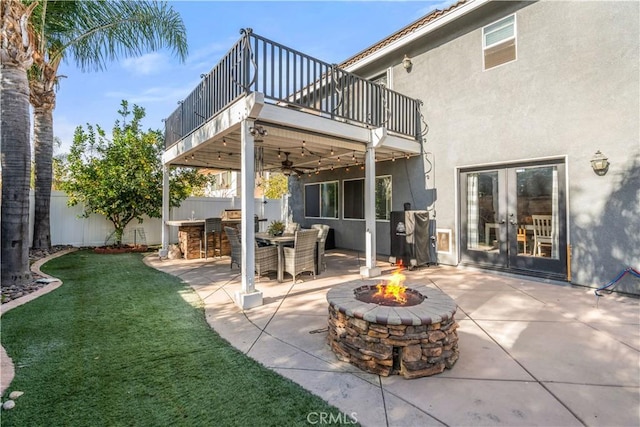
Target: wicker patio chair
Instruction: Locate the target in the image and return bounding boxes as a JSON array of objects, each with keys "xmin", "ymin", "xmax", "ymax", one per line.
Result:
[
  {"xmin": 255, "ymin": 243, "xmax": 278, "ymax": 279},
  {"xmin": 283, "ymin": 229, "xmax": 318, "ymax": 283},
  {"xmin": 311, "ymin": 224, "xmax": 330, "ymax": 273},
  {"xmin": 224, "ymin": 226, "xmax": 242, "ymax": 269},
  {"xmin": 224, "ymin": 226, "xmax": 278, "ymax": 279}
]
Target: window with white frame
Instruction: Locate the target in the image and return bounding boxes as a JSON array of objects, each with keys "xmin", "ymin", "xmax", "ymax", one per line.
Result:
[
  {"xmin": 483, "ymin": 14, "xmax": 516, "ymax": 70},
  {"xmin": 372, "ymin": 72, "xmax": 388, "ymax": 88},
  {"xmin": 304, "ymin": 181, "xmax": 338, "ymax": 218},
  {"xmin": 342, "ymin": 175, "xmax": 392, "ymax": 220}
]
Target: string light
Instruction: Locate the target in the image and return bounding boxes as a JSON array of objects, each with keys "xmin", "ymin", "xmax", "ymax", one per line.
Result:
[
  {"xmin": 218, "ymin": 152, "xmax": 221, "ymax": 161},
  {"xmin": 223, "ymin": 138, "xmax": 227, "ymax": 146},
  {"xmin": 352, "ymin": 151, "xmax": 356, "ymax": 162},
  {"xmin": 330, "ymin": 147, "xmax": 334, "ymax": 156},
  {"xmin": 278, "ymin": 149, "xmax": 281, "ymax": 158},
  {"xmin": 337, "ymin": 156, "xmax": 341, "ymax": 162}
]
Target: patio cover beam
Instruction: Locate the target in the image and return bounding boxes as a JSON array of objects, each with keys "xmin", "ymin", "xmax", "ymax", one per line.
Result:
[{"xmin": 162, "ymin": 93, "xmax": 265, "ymax": 166}]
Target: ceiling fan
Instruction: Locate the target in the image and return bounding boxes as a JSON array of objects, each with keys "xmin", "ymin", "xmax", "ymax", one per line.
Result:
[{"xmin": 279, "ymin": 152, "xmax": 306, "ymax": 176}]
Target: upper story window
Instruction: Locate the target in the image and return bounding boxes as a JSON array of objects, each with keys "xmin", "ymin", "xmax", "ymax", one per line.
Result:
[
  {"xmin": 372, "ymin": 72, "xmax": 388, "ymax": 88},
  {"xmin": 483, "ymin": 14, "xmax": 517, "ymax": 70}
]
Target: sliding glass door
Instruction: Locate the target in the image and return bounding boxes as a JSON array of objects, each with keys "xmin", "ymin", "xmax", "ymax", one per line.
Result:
[{"xmin": 460, "ymin": 161, "xmax": 567, "ymax": 280}]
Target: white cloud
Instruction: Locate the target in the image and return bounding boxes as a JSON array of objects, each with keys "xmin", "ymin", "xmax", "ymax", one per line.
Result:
[
  {"xmin": 105, "ymin": 80, "xmax": 198, "ymax": 105},
  {"xmin": 186, "ymin": 37, "xmax": 238, "ymax": 72},
  {"xmin": 121, "ymin": 52, "xmax": 166, "ymax": 76}
]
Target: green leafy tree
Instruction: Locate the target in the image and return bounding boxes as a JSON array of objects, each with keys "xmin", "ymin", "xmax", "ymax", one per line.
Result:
[
  {"xmin": 263, "ymin": 173, "xmax": 289, "ymax": 199},
  {"xmin": 61, "ymin": 101, "xmax": 211, "ymax": 246}
]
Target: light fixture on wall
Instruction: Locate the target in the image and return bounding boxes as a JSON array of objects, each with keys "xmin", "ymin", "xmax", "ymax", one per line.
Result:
[
  {"xmin": 249, "ymin": 125, "xmax": 268, "ymax": 142},
  {"xmin": 402, "ymin": 54, "xmax": 413, "ymax": 71},
  {"xmin": 590, "ymin": 150, "xmax": 609, "ymax": 176}
]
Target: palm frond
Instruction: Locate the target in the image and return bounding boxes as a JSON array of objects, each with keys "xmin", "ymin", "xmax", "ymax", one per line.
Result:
[{"xmin": 45, "ymin": 0, "xmax": 188, "ymax": 71}]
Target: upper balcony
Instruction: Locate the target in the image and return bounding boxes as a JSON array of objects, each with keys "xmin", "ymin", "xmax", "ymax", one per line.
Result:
[{"xmin": 163, "ymin": 29, "xmax": 423, "ymax": 173}]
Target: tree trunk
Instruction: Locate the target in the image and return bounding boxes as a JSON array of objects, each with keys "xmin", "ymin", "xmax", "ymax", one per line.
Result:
[
  {"xmin": 29, "ymin": 48, "xmax": 59, "ymax": 251},
  {"xmin": 1, "ymin": 65, "xmax": 33, "ymax": 286},
  {"xmin": 1, "ymin": 0, "xmax": 36, "ymax": 286},
  {"xmin": 31, "ymin": 104, "xmax": 55, "ymax": 250}
]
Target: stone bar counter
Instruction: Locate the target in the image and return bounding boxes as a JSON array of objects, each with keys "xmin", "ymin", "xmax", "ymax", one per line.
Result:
[{"xmin": 166, "ymin": 219, "xmax": 240, "ymax": 259}]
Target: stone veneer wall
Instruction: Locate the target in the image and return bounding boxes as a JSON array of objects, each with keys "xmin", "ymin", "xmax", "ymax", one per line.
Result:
[
  {"xmin": 328, "ymin": 305, "xmax": 459, "ymax": 379},
  {"xmin": 177, "ymin": 225, "xmax": 232, "ymax": 259}
]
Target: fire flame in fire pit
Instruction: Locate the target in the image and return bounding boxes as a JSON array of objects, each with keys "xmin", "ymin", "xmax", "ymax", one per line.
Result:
[
  {"xmin": 374, "ymin": 264, "xmax": 407, "ymax": 304},
  {"xmin": 353, "ymin": 262, "xmax": 425, "ymax": 306}
]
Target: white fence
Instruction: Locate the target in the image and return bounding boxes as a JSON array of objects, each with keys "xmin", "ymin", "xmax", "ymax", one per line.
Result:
[{"xmin": 29, "ymin": 191, "xmax": 284, "ymax": 247}]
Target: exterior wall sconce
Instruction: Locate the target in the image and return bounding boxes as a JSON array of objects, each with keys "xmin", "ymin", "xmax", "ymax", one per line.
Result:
[
  {"xmin": 590, "ymin": 150, "xmax": 609, "ymax": 176},
  {"xmin": 402, "ymin": 54, "xmax": 412, "ymax": 71},
  {"xmin": 249, "ymin": 125, "xmax": 268, "ymax": 142}
]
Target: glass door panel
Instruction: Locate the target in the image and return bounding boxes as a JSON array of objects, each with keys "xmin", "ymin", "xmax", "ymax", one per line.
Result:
[
  {"xmin": 513, "ymin": 166, "xmax": 559, "ymax": 259},
  {"xmin": 460, "ymin": 170, "xmax": 507, "ymax": 268},
  {"xmin": 461, "ymin": 161, "xmax": 567, "ymax": 280}
]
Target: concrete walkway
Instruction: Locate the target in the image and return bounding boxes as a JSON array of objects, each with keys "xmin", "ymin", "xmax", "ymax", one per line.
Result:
[{"xmin": 146, "ymin": 250, "xmax": 639, "ymax": 427}]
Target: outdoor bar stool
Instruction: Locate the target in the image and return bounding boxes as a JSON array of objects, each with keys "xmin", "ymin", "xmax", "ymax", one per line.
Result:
[{"xmin": 201, "ymin": 217, "xmax": 222, "ymax": 259}]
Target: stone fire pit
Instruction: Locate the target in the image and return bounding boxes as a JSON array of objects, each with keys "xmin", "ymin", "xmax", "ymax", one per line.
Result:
[{"xmin": 327, "ymin": 279, "xmax": 459, "ymax": 379}]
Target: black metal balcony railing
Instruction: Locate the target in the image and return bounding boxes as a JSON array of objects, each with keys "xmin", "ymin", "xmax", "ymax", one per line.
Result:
[{"xmin": 164, "ymin": 29, "xmax": 422, "ymax": 149}]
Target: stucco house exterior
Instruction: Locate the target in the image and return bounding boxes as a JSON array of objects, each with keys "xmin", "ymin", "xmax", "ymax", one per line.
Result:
[
  {"xmin": 161, "ymin": 0, "xmax": 639, "ymax": 307},
  {"xmin": 290, "ymin": 0, "xmax": 639, "ymax": 294}
]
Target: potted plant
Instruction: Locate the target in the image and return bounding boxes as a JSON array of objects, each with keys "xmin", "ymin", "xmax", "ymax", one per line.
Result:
[{"xmin": 267, "ymin": 220, "xmax": 285, "ymax": 236}]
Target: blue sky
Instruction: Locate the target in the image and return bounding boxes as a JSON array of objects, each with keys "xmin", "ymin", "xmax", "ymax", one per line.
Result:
[{"xmin": 53, "ymin": 0, "xmax": 454, "ymax": 154}]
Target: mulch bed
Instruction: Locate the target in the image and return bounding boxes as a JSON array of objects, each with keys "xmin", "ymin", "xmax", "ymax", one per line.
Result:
[{"xmin": 93, "ymin": 245, "xmax": 148, "ymax": 254}]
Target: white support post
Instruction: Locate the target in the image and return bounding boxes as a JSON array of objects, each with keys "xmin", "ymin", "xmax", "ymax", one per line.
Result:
[
  {"xmin": 159, "ymin": 165, "xmax": 170, "ymax": 258},
  {"xmin": 235, "ymin": 119, "xmax": 262, "ymax": 309},
  {"xmin": 360, "ymin": 143, "xmax": 381, "ymax": 278}
]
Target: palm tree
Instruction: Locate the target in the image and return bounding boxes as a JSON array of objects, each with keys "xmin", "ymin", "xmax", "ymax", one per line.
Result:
[
  {"xmin": 29, "ymin": 0, "xmax": 188, "ymax": 249},
  {"xmin": 1, "ymin": 0, "xmax": 37, "ymax": 286}
]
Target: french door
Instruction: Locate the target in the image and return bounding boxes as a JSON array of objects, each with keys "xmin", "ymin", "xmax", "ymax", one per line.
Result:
[{"xmin": 460, "ymin": 161, "xmax": 567, "ymax": 280}]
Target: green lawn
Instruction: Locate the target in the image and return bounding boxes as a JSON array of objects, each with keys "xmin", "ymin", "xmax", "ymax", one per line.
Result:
[{"xmin": 1, "ymin": 251, "xmax": 355, "ymax": 426}]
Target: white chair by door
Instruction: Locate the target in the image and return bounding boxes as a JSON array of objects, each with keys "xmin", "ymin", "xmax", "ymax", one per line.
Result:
[{"xmin": 532, "ymin": 215, "xmax": 553, "ymax": 256}]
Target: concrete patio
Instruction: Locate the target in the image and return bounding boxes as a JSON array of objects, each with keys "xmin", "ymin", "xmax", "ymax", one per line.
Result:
[{"xmin": 146, "ymin": 249, "xmax": 640, "ymax": 427}]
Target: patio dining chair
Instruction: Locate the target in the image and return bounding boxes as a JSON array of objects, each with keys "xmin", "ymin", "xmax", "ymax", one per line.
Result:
[
  {"xmin": 224, "ymin": 226, "xmax": 278, "ymax": 279},
  {"xmin": 311, "ymin": 224, "xmax": 330, "ymax": 273},
  {"xmin": 224, "ymin": 226, "xmax": 242, "ymax": 269},
  {"xmin": 283, "ymin": 229, "xmax": 318, "ymax": 283}
]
